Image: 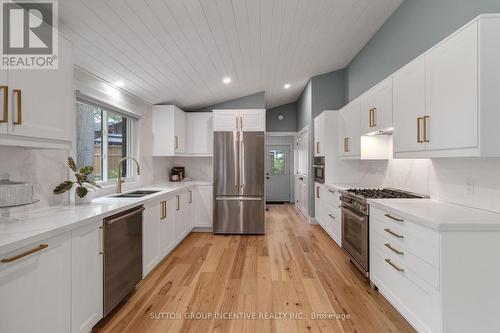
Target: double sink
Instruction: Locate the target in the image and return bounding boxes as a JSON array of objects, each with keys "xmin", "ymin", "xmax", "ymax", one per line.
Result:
[{"xmin": 112, "ymin": 190, "xmax": 160, "ymax": 198}]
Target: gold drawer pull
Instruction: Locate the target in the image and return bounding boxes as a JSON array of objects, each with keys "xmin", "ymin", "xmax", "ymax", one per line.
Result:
[
  {"xmin": 316, "ymin": 187, "xmax": 320, "ymax": 199},
  {"xmin": 372, "ymin": 108, "xmax": 377, "ymax": 127},
  {"xmin": 385, "ymin": 258, "xmax": 404, "ymax": 272},
  {"xmin": 176, "ymin": 195, "xmax": 180, "ymax": 210},
  {"xmin": 384, "ymin": 228, "xmax": 404, "ymax": 239},
  {"xmin": 423, "ymin": 115, "xmax": 430, "ymax": 143},
  {"xmin": 0, "ymin": 86, "xmax": 7, "ymax": 123},
  {"xmin": 385, "ymin": 243, "xmax": 404, "ymax": 255},
  {"xmin": 13, "ymin": 89, "xmax": 22, "ymax": 125},
  {"xmin": 189, "ymin": 190, "xmax": 192, "ymax": 203},
  {"xmin": 384, "ymin": 213, "xmax": 404, "ymax": 222},
  {"xmin": 1, "ymin": 244, "xmax": 48, "ymax": 263},
  {"xmin": 417, "ymin": 117, "xmax": 423, "ymax": 143}
]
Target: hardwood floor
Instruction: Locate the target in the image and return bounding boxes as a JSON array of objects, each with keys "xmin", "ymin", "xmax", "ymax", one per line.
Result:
[{"xmin": 93, "ymin": 204, "xmax": 415, "ymax": 333}]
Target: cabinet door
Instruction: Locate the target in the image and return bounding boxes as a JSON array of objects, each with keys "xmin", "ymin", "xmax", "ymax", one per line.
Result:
[
  {"xmin": 71, "ymin": 220, "xmax": 103, "ymax": 333},
  {"xmin": 7, "ymin": 35, "xmax": 73, "ymax": 143},
  {"xmin": 174, "ymin": 194, "xmax": 185, "ymax": 244},
  {"xmin": 183, "ymin": 190, "xmax": 193, "ymax": 234},
  {"xmin": 194, "ymin": 186, "xmax": 213, "ymax": 227},
  {"xmin": 159, "ymin": 198, "xmax": 175, "ymax": 258},
  {"xmin": 338, "ymin": 108, "xmax": 347, "ymax": 157},
  {"xmin": 174, "ymin": 106, "xmax": 186, "ymax": 153},
  {"xmin": 152, "ymin": 106, "xmax": 175, "ymax": 156},
  {"xmin": 0, "ymin": 233, "xmax": 71, "ymax": 333},
  {"xmin": 425, "ymin": 22, "xmax": 478, "ymax": 151},
  {"xmin": 360, "ymin": 92, "xmax": 374, "ymax": 135},
  {"xmin": 240, "ymin": 109, "xmax": 265, "ymax": 131},
  {"xmin": 213, "ymin": 110, "xmax": 238, "ymax": 131},
  {"xmin": 314, "ymin": 113, "xmax": 324, "ymax": 156},
  {"xmin": 314, "ymin": 184, "xmax": 323, "ymax": 226},
  {"xmin": 344, "ymin": 101, "xmax": 361, "ymax": 156},
  {"xmin": 186, "ymin": 113, "xmax": 213, "ymax": 154},
  {"xmin": 0, "ymin": 69, "xmax": 7, "ymax": 134},
  {"xmin": 372, "ymin": 76, "xmax": 393, "ymax": 131},
  {"xmin": 393, "ymin": 57, "xmax": 427, "ymax": 153},
  {"xmin": 143, "ymin": 200, "xmax": 161, "ymax": 277}
]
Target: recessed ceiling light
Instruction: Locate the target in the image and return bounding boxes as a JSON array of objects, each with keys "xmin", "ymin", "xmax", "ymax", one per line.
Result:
[
  {"xmin": 284, "ymin": 83, "xmax": 291, "ymax": 89},
  {"xmin": 223, "ymin": 77, "xmax": 231, "ymax": 84},
  {"xmin": 114, "ymin": 81, "xmax": 125, "ymax": 87}
]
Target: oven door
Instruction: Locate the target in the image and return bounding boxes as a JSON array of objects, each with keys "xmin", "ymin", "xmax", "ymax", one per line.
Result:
[
  {"xmin": 313, "ymin": 165, "xmax": 325, "ymax": 183},
  {"xmin": 341, "ymin": 205, "xmax": 369, "ymax": 272}
]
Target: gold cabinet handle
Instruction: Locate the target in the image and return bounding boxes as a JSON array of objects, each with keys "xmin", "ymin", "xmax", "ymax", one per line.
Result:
[
  {"xmin": 240, "ymin": 116, "xmax": 243, "ymax": 130},
  {"xmin": 384, "ymin": 228, "xmax": 404, "ymax": 239},
  {"xmin": 423, "ymin": 115, "xmax": 429, "ymax": 143},
  {"xmin": 384, "ymin": 213, "xmax": 404, "ymax": 222},
  {"xmin": 176, "ymin": 195, "xmax": 180, "ymax": 210},
  {"xmin": 346, "ymin": 137, "xmax": 350, "ymax": 152},
  {"xmin": 0, "ymin": 86, "xmax": 7, "ymax": 123},
  {"xmin": 189, "ymin": 190, "xmax": 192, "ymax": 203},
  {"xmin": 13, "ymin": 89, "xmax": 22, "ymax": 125},
  {"xmin": 385, "ymin": 258, "xmax": 404, "ymax": 272},
  {"xmin": 1, "ymin": 244, "xmax": 48, "ymax": 263},
  {"xmin": 160, "ymin": 201, "xmax": 165, "ymax": 219},
  {"xmin": 316, "ymin": 142, "xmax": 320, "ymax": 154},
  {"xmin": 99, "ymin": 226, "xmax": 104, "ymax": 255},
  {"xmin": 235, "ymin": 116, "xmax": 238, "ymax": 129},
  {"xmin": 385, "ymin": 243, "xmax": 404, "ymax": 255},
  {"xmin": 175, "ymin": 136, "xmax": 179, "ymax": 150},
  {"xmin": 372, "ymin": 108, "xmax": 377, "ymax": 127},
  {"xmin": 316, "ymin": 187, "xmax": 320, "ymax": 199},
  {"xmin": 417, "ymin": 117, "xmax": 423, "ymax": 143},
  {"xmin": 368, "ymin": 109, "xmax": 372, "ymax": 127}
]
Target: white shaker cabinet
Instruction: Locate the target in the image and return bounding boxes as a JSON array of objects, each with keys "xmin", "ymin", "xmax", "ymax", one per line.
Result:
[
  {"xmin": 424, "ymin": 21, "xmax": 478, "ymax": 152},
  {"xmin": 393, "ymin": 56, "xmax": 427, "ymax": 153},
  {"xmin": 0, "ymin": 233, "xmax": 72, "ymax": 333},
  {"xmin": 159, "ymin": 197, "xmax": 176, "ymax": 259},
  {"xmin": 194, "ymin": 186, "xmax": 212, "ymax": 228},
  {"xmin": 0, "ymin": 35, "xmax": 74, "ymax": 149},
  {"xmin": 71, "ymin": 220, "xmax": 103, "ymax": 333},
  {"xmin": 143, "ymin": 199, "xmax": 162, "ymax": 277},
  {"xmin": 213, "ymin": 109, "xmax": 266, "ymax": 131},
  {"xmin": 152, "ymin": 105, "xmax": 186, "ymax": 156},
  {"xmin": 360, "ymin": 77, "xmax": 393, "ymax": 135},
  {"xmin": 314, "ymin": 112, "xmax": 325, "ymax": 156},
  {"xmin": 174, "ymin": 191, "xmax": 189, "ymax": 244},
  {"xmin": 185, "ymin": 113, "xmax": 213, "ymax": 155},
  {"xmin": 339, "ymin": 100, "xmax": 361, "ymax": 158}
]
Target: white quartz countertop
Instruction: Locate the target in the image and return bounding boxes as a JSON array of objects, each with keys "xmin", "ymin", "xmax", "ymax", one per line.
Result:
[
  {"xmin": 0, "ymin": 181, "xmax": 211, "ymax": 254},
  {"xmin": 367, "ymin": 199, "xmax": 500, "ymax": 231},
  {"xmin": 324, "ymin": 183, "xmax": 362, "ymax": 191}
]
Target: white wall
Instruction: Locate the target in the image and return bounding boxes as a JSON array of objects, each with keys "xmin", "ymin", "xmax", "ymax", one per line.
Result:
[{"xmin": 332, "ymin": 158, "xmax": 500, "ymax": 213}]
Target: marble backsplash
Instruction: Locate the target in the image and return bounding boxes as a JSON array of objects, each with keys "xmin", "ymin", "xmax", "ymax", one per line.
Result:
[{"xmin": 172, "ymin": 157, "xmax": 212, "ymax": 182}]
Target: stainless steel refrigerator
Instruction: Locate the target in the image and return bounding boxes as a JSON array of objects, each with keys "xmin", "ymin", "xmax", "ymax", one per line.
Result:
[{"xmin": 213, "ymin": 131, "xmax": 265, "ymax": 234}]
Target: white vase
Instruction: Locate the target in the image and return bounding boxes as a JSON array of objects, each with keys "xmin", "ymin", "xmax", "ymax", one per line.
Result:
[{"xmin": 75, "ymin": 190, "xmax": 92, "ymax": 205}]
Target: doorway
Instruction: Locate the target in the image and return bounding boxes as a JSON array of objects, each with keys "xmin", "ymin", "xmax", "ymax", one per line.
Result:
[{"xmin": 265, "ymin": 145, "xmax": 290, "ymax": 202}]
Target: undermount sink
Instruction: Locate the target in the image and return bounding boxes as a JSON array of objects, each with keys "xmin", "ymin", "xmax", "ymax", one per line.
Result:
[{"xmin": 113, "ymin": 190, "xmax": 160, "ymax": 198}]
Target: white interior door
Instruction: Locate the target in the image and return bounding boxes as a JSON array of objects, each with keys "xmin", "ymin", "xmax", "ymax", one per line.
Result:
[{"xmin": 266, "ymin": 145, "xmax": 290, "ymax": 202}]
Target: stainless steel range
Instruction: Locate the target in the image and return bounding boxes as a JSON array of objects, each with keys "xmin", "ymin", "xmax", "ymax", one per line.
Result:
[{"xmin": 340, "ymin": 188, "xmax": 427, "ymax": 277}]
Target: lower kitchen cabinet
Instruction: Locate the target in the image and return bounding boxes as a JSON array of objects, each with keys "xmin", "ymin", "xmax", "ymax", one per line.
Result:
[
  {"xmin": 314, "ymin": 183, "xmax": 342, "ymax": 246},
  {"xmin": 143, "ymin": 198, "xmax": 163, "ymax": 277},
  {"xmin": 159, "ymin": 197, "xmax": 176, "ymax": 258},
  {"xmin": 194, "ymin": 185, "xmax": 213, "ymax": 228},
  {"xmin": 0, "ymin": 232, "xmax": 72, "ymax": 333},
  {"xmin": 174, "ymin": 190, "xmax": 191, "ymax": 243},
  {"xmin": 71, "ymin": 220, "xmax": 103, "ymax": 333}
]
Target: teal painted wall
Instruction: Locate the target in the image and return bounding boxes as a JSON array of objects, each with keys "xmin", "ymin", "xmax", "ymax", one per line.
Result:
[
  {"xmin": 346, "ymin": 0, "xmax": 500, "ymax": 101},
  {"xmin": 266, "ymin": 102, "xmax": 297, "ymax": 132},
  {"xmin": 194, "ymin": 91, "xmax": 265, "ymax": 112}
]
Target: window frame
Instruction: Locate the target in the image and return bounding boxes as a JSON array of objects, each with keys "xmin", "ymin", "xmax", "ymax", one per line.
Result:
[{"xmin": 76, "ymin": 98, "xmax": 136, "ymax": 186}]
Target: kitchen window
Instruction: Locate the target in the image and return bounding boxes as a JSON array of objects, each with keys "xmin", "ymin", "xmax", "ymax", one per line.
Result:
[{"xmin": 75, "ymin": 99, "xmax": 134, "ymax": 183}]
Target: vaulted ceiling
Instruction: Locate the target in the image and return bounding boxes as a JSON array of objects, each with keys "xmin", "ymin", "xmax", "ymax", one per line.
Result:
[{"xmin": 59, "ymin": 0, "xmax": 402, "ymax": 109}]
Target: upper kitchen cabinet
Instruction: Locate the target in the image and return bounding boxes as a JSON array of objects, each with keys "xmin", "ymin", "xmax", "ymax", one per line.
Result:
[
  {"xmin": 152, "ymin": 105, "xmax": 186, "ymax": 156},
  {"xmin": 360, "ymin": 76, "xmax": 393, "ymax": 135},
  {"xmin": 185, "ymin": 112, "xmax": 213, "ymax": 156},
  {"xmin": 393, "ymin": 56, "xmax": 426, "ymax": 154},
  {"xmin": 0, "ymin": 35, "xmax": 74, "ymax": 149},
  {"xmin": 339, "ymin": 99, "xmax": 361, "ymax": 158},
  {"xmin": 394, "ymin": 16, "xmax": 500, "ymax": 158},
  {"xmin": 314, "ymin": 112, "xmax": 325, "ymax": 156},
  {"xmin": 213, "ymin": 109, "xmax": 266, "ymax": 131}
]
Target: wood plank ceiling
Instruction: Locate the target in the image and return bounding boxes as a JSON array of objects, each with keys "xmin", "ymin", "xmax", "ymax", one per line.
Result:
[{"xmin": 59, "ymin": 0, "xmax": 402, "ymax": 109}]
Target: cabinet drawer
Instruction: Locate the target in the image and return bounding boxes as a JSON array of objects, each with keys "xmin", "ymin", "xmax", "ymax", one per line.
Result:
[
  {"xmin": 371, "ymin": 207, "xmax": 439, "ymax": 246},
  {"xmin": 370, "ymin": 248, "xmax": 438, "ymax": 333},
  {"xmin": 372, "ymin": 230, "xmax": 440, "ymax": 290},
  {"xmin": 324, "ymin": 187, "xmax": 341, "ymax": 209},
  {"xmin": 371, "ymin": 217, "xmax": 439, "ymax": 269}
]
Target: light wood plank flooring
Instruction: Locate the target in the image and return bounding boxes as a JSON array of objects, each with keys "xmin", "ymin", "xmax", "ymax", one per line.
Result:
[{"xmin": 94, "ymin": 204, "xmax": 414, "ymax": 333}]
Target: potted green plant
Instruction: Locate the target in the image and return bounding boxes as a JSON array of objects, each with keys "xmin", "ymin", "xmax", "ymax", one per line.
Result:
[{"xmin": 53, "ymin": 157, "xmax": 101, "ymax": 204}]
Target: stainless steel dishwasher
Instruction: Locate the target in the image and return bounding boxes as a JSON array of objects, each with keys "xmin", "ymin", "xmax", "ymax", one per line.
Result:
[{"xmin": 103, "ymin": 206, "xmax": 144, "ymax": 316}]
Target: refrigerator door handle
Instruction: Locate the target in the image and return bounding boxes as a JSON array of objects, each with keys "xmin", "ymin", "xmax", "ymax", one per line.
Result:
[
  {"xmin": 240, "ymin": 134, "xmax": 245, "ymax": 189},
  {"xmin": 216, "ymin": 197, "xmax": 262, "ymax": 201},
  {"xmin": 233, "ymin": 131, "xmax": 239, "ymax": 188}
]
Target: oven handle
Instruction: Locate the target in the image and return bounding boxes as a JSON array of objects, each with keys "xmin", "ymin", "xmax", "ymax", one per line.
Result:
[{"xmin": 341, "ymin": 205, "xmax": 367, "ymax": 221}]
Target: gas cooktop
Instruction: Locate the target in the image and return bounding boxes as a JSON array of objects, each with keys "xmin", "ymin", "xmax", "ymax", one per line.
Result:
[{"xmin": 345, "ymin": 188, "xmax": 425, "ymax": 199}]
